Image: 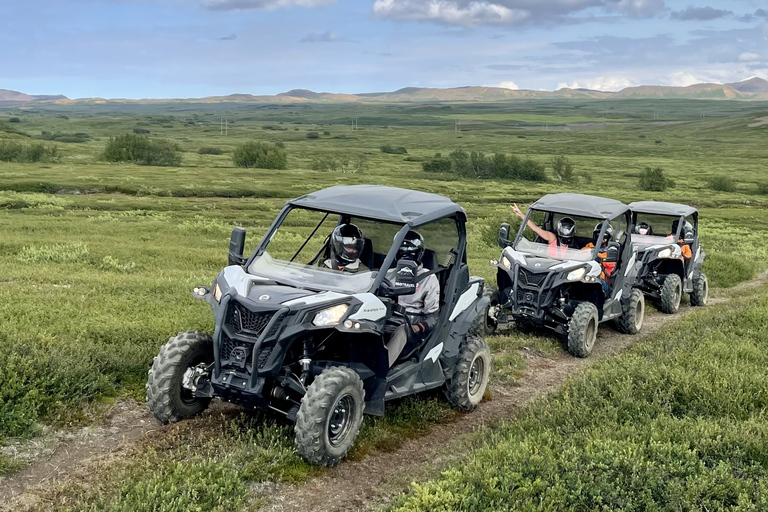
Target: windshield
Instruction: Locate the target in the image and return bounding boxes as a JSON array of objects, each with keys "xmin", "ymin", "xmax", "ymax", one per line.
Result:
[
  {"xmin": 513, "ymin": 209, "xmax": 606, "ymax": 262},
  {"xmin": 632, "ymin": 213, "xmax": 682, "ymax": 247},
  {"xmin": 633, "ymin": 234, "xmax": 676, "ymax": 247},
  {"xmin": 246, "ymin": 207, "xmax": 402, "ymax": 294}
]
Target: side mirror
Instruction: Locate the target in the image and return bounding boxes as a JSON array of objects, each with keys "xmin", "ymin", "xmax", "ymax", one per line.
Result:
[
  {"xmin": 603, "ymin": 242, "xmax": 620, "ymax": 263},
  {"xmin": 229, "ymin": 227, "xmax": 246, "ymax": 266},
  {"xmin": 682, "ymin": 230, "xmax": 695, "ymax": 245},
  {"xmin": 498, "ymin": 223, "xmax": 511, "ymax": 248}
]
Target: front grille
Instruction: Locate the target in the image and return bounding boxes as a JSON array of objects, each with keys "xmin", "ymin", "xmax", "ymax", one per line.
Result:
[
  {"xmin": 257, "ymin": 345, "xmax": 273, "ymax": 368},
  {"xmin": 518, "ymin": 268, "xmax": 547, "ymax": 287},
  {"xmin": 516, "ymin": 288, "xmax": 539, "ymax": 305},
  {"xmin": 227, "ymin": 303, "xmax": 273, "ymax": 336},
  {"xmin": 220, "ymin": 333, "xmax": 255, "ymax": 370}
]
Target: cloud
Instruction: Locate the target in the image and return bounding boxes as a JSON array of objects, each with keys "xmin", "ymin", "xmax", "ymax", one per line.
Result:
[
  {"xmin": 756, "ymin": 9, "xmax": 768, "ymax": 18},
  {"xmin": 608, "ymin": 0, "xmax": 665, "ymax": 19},
  {"xmin": 671, "ymin": 6, "xmax": 732, "ymax": 21},
  {"xmin": 300, "ymin": 31, "xmax": 352, "ymax": 42},
  {"xmin": 202, "ymin": 0, "xmax": 336, "ymax": 11},
  {"xmin": 556, "ymin": 76, "xmax": 636, "ymax": 91},
  {"xmin": 739, "ymin": 52, "xmax": 761, "ymax": 62},
  {"xmin": 485, "ymin": 64, "xmax": 525, "ymax": 70},
  {"xmin": 493, "ymin": 80, "xmax": 519, "ymax": 89},
  {"xmin": 217, "ymin": 33, "xmax": 237, "ymax": 41},
  {"xmin": 369, "ymin": 0, "xmax": 638, "ymax": 27}
]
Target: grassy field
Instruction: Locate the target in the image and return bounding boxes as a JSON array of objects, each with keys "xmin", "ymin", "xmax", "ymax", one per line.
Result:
[{"xmin": 1, "ymin": 98, "xmax": 767, "ymax": 509}]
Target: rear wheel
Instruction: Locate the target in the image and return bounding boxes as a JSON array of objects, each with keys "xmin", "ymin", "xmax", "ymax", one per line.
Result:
[
  {"xmin": 294, "ymin": 366, "xmax": 365, "ymax": 467},
  {"xmin": 660, "ymin": 274, "xmax": 682, "ymax": 314},
  {"xmin": 690, "ymin": 273, "xmax": 709, "ymax": 306},
  {"xmin": 146, "ymin": 331, "xmax": 213, "ymax": 424},
  {"xmin": 616, "ymin": 288, "xmax": 645, "ymax": 334},
  {"xmin": 444, "ymin": 335, "xmax": 491, "ymax": 411},
  {"xmin": 471, "ymin": 285, "xmax": 499, "ymax": 337},
  {"xmin": 567, "ymin": 302, "xmax": 598, "ymax": 358}
]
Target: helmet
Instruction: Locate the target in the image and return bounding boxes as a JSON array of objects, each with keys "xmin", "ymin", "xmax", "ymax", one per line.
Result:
[
  {"xmin": 330, "ymin": 223, "xmax": 364, "ymax": 264},
  {"xmin": 671, "ymin": 220, "xmax": 693, "ymax": 237},
  {"xmin": 397, "ymin": 231, "xmax": 425, "ymax": 263},
  {"xmin": 556, "ymin": 217, "xmax": 576, "ymax": 244},
  {"xmin": 592, "ymin": 222, "xmax": 614, "ymax": 245},
  {"xmin": 634, "ymin": 222, "xmax": 652, "ymax": 236}
]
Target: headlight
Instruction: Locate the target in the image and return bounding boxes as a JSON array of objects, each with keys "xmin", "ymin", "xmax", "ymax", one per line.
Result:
[
  {"xmin": 212, "ymin": 282, "xmax": 223, "ymax": 302},
  {"xmin": 500, "ymin": 255, "xmax": 512, "ymax": 271},
  {"xmin": 566, "ymin": 267, "xmax": 586, "ymax": 281},
  {"xmin": 657, "ymin": 248, "xmax": 672, "ymax": 259},
  {"xmin": 312, "ymin": 304, "xmax": 349, "ymax": 326}
]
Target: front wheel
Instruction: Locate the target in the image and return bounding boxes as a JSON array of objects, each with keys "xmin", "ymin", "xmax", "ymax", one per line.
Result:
[
  {"xmin": 294, "ymin": 366, "xmax": 365, "ymax": 467},
  {"xmin": 444, "ymin": 335, "xmax": 491, "ymax": 411},
  {"xmin": 567, "ymin": 302, "xmax": 598, "ymax": 358},
  {"xmin": 146, "ymin": 331, "xmax": 213, "ymax": 424},
  {"xmin": 471, "ymin": 285, "xmax": 499, "ymax": 337},
  {"xmin": 660, "ymin": 274, "xmax": 682, "ymax": 314},
  {"xmin": 616, "ymin": 288, "xmax": 645, "ymax": 334},
  {"xmin": 690, "ymin": 273, "xmax": 709, "ymax": 306}
]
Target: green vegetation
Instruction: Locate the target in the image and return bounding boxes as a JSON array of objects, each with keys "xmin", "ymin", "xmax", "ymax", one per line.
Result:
[
  {"xmin": 0, "ymin": 140, "xmax": 59, "ymax": 163},
  {"xmin": 390, "ymin": 290, "xmax": 768, "ymax": 511},
  {"xmin": 2, "ymin": 97, "xmax": 768, "ymax": 508},
  {"xmin": 381, "ymin": 144, "xmax": 408, "ymax": 154},
  {"xmin": 551, "ymin": 154, "xmax": 575, "ymax": 182},
  {"xmin": 708, "ymin": 175, "xmax": 737, "ymax": 192},
  {"xmin": 638, "ymin": 166, "xmax": 674, "ymax": 191},
  {"xmin": 198, "ymin": 146, "xmax": 224, "ymax": 155},
  {"xmin": 103, "ymin": 133, "xmax": 181, "ymax": 166},
  {"xmin": 232, "ymin": 141, "xmax": 287, "ymax": 169}
]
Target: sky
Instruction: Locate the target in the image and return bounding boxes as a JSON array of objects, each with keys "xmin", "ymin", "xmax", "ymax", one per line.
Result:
[{"xmin": 1, "ymin": 0, "xmax": 767, "ymax": 98}]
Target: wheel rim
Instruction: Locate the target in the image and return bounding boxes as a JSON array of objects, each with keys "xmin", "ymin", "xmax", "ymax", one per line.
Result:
[
  {"xmin": 703, "ymin": 279, "xmax": 709, "ymax": 304},
  {"xmin": 635, "ymin": 297, "xmax": 644, "ymax": 330},
  {"xmin": 673, "ymin": 282, "xmax": 681, "ymax": 308},
  {"xmin": 328, "ymin": 394, "xmax": 355, "ymax": 447},
  {"xmin": 485, "ymin": 303, "xmax": 498, "ymax": 331},
  {"xmin": 180, "ymin": 358, "xmax": 208, "ymax": 406},
  {"xmin": 585, "ymin": 318, "xmax": 596, "ymax": 350},
  {"xmin": 468, "ymin": 356, "xmax": 485, "ymax": 397}
]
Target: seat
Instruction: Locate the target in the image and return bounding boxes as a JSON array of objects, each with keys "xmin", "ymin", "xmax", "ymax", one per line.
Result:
[{"xmin": 359, "ymin": 238, "xmax": 374, "ymax": 270}]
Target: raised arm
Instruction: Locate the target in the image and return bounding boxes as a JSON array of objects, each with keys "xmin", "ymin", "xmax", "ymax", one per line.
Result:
[{"xmin": 510, "ymin": 203, "xmax": 555, "ymax": 243}]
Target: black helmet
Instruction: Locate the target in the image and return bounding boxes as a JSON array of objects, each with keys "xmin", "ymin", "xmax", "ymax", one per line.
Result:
[
  {"xmin": 397, "ymin": 231, "xmax": 425, "ymax": 263},
  {"xmin": 331, "ymin": 223, "xmax": 364, "ymax": 263},
  {"xmin": 634, "ymin": 222, "xmax": 652, "ymax": 236},
  {"xmin": 593, "ymin": 222, "xmax": 614, "ymax": 245},
  {"xmin": 556, "ymin": 217, "xmax": 576, "ymax": 244}
]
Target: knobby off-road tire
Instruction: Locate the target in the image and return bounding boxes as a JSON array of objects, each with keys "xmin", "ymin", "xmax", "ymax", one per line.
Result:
[
  {"xmin": 146, "ymin": 331, "xmax": 214, "ymax": 424},
  {"xmin": 660, "ymin": 274, "xmax": 683, "ymax": 314},
  {"xmin": 616, "ymin": 288, "xmax": 645, "ymax": 335},
  {"xmin": 690, "ymin": 273, "xmax": 709, "ymax": 307},
  {"xmin": 295, "ymin": 366, "xmax": 365, "ymax": 467},
  {"xmin": 471, "ymin": 285, "xmax": 500, "ymax": 337},
  {"xmin": 444, "ymin": 335, "xmax": 491, "ymax": 411},
  {"xmin": 567, "ymin": 302, "xmax": 599, "ymax": 358}
]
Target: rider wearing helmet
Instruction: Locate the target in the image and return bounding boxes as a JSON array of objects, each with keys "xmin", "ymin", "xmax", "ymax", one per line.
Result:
[
  {"xmin": 582, "ymin": 223, "xmax": 616, "ymax": 294},
  {"xmin": 384, "ymin": 231, "xmax": 440, "ymax": 367},
  {"xmin": 510, "ymin": 203, "xmax": 579, "ymax": 257},
  {"xmin": 670, "ymin": 219, "xmax": 693, "ymax": 259},
  {"xmin": 322, "ymin": 223, "xmax": 368, "ymax": 272},
  {"xmin": 634, "ymin": 222, "xmax": 652, "ymax": 236}
]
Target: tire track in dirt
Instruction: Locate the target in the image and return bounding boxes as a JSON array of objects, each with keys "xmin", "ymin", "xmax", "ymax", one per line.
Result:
[
  {"xmin": 260, "ymin": 272, "xmax": 768, "ymax": 512},
  {"xmin": 2, "ymin": 272, "xmax": 765, "ymax": 509}
]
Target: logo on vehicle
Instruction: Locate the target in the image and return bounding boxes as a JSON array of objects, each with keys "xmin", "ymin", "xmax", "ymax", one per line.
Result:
[
  {"xmin": 524, "ymin": 292, "xmax": 534, "ymax": 303},
  {"xmin": 259, "ymin": 294, "xmax": 270, "ymax": 301},
  {"xmin": 398, "ymin": 267, "xmax": 415, "ymax": 276},
  {"xmin": 534, "ymin": 263, "xmax": 541, "ymax": 267}
]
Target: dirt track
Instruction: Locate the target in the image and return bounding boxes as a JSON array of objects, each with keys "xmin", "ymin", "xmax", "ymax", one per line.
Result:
[{"xmin": 2, "ymin": 273, "xmax": 765, "ymax": 510}]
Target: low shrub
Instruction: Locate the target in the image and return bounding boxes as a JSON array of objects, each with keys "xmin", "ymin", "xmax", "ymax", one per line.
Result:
[
  {"xmin": 757, "ymin": 183, "xmax": 768, "ymax": 195},
  {"xmin": 381, "ymin": 145, "xmax": 408, "ymax": 155},
  {"xmin": 9, "ymin": 117, "xmax": 21, "ymax": 123},
  {"xmin": 638, "ymin": 166, "xmax": 674, "ymax": 191},
  {"xmin": 708, "ymin": 176, "xmax": 736, "ymax": 192},
  {"xmin": 306, "ymin": 132, "xmax": 319, "ymax": 139},
  {"xmin": 198, "ymin": 146, "xmax": 224, "ymax": 155},
  {"xmin": 0, "ymin": 140, "xmax": 59, "ymax": 163},
  {"xmin": 103, "ymin": 133, "xmax": 181, "ymax": 166},
  {"xmin": 551, "ymin": 155, "xmax": 575, "ymax": 182},
  {"xmin": 18, "ymin": 242, "xmax": 89, "ymax": 264},
  {"xmin": 232, "ymin": 141, "xmax": 287, "ymax": 169},
  {"xmin": 36, "ymin": 131, "xmax": 91, "ymax": 143},
  {"xmin": 323, "ymin": 130, "xmax": 331, "ymax": 136},
  {"xmin": 310, "ymin": 154, "xmax": 367, "ymax": 173},
  {"xmin": 133, "ymin": 127, "xmax": 151, "ymax": 134},
  {"xmin": 422, "ymin": 154, "xmax": 452, "ymax": 174}
]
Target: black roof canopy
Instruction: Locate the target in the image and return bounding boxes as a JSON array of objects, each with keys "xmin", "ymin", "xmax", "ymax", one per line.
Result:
[
  {"xmin": 530, "ymin": 193, "xmax": 629, "ymax": 220},
  {"xmin": 628, "ymin": 201, "xmax": 697, "ymax": 217},
  {"xmin": 287, "ymin": 185, "xmax": 466, "ymax": 226}
]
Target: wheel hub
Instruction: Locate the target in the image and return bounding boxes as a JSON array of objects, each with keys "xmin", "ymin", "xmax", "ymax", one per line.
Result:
[
  {"xmin": 468, "ymin": 357, "xmax": 484, "ymax": 396},
  {"xmin": 328, "ymin": 394, "xmax": 354, "ymax": 446}
]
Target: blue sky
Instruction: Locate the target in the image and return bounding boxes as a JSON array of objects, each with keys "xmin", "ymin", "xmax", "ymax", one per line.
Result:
[{"xmin": 1, "ymin": 0, "xmax": 766, "ymax": 98}]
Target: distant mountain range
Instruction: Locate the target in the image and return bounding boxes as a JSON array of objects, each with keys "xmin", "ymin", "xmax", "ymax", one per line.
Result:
[{"xmin": 3, "ymin": 77, "xmax": 768, "ymax": 105}]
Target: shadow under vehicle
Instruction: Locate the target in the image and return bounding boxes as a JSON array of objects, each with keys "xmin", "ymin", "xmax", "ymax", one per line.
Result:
[
  {"xmin": 146, "ymin": 185, "xmax": 491, "ymax": 466},
  {"xmin": 482, "ymin": 193, "xmax": 645, "ymax": 357},
  {"xmin": 628, "ymin": 201, "xmax": 707, "ymax": 313}
]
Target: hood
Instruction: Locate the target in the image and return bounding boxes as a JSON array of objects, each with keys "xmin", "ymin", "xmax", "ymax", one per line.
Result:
[
  {"xmin": 521, "ymin": 256, "xmax": 573, "ymax": 271},
  {"xmin": 245, "ymin": 284, "xmax": 314, "ymax": 306}
]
